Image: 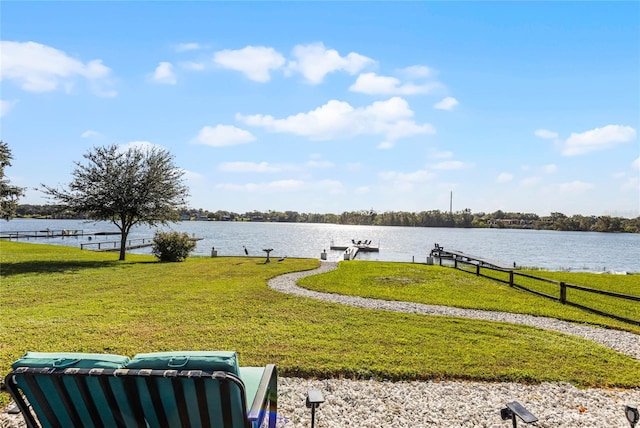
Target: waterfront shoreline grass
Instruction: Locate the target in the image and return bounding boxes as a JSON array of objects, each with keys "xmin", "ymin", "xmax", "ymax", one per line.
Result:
[
  {"xmin": 299, "ymin": 261, "xmax": 640, "ymax": 334},
  {"xmin": 1, "ymin": 241, "xmax": 639, "ymax": 408}
]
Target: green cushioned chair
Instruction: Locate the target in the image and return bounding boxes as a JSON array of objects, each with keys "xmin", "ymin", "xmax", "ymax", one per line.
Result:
[{"xmin": 4, "ymin": 351, "xmax": 277, "ymax": 428}]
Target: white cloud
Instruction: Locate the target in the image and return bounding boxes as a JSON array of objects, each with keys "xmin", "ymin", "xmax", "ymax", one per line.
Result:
[
  {"xmin": 379, "ymin": 169, "xmax": 436, "ymax": 193},
  {"xmin": 217, "ymin": 180, "xmax": 305, "ymax": 192},
  {"xmin": 219, "ymin": 159, "xmax": 334, "ymax": 173},
  {"xmin": 1, "ymin": 41, "xmax": 116, "ymax": 96},
  {"xmin": 0, "ymin": 99, "xmax": 17, "ymax": 117},
  {"xmin": 346, "ymin": 163, "xmax": 363, "ymax": 172},
  {"xmin": 497, "ymin": 172, "xmax": 513, "ymax": 183},
  {"xmin": 562, "ymin": 125, "xmax": 636, "ymax": 156},
  {"xmin": 520, "ymin": 176, "xmax": 541, "ymax": 187},
  {"xmin": 213, "ymin": 46, "xmax": 285, "ymax": 82},
  {"xmin": 80, "ymin": 130, "xmax": 101, "ymax": 138},
  {"xmin": 399, "ymin": 65, "xmax": 432, "ymax": 79},
  {"xmin": 349, "ymin": 72, "xmax": 440, "ymax": 95},
  {"xmin": 179, "ymin": 61, "xmax": 206, "ymax": 71},
  {"xmin": 621, "ymin": 177, "xmax": 639, "ymax": 191},
  {"xmin": 219, "ymin": 162, "xmax": 280, "ymax": 173},
  {"xmin": 287, "ymin": 42, "xmax": 374, "ymax": 84},
  {"xmin": 558, "ymin": 180, "xmax": 594, "ymax": 192},
  {"xmin": 216, "ymin": 179, "xmax": 343, "ymax": 194},
  {"xmin": 237, "ymin": 97, "xmax": 435, "ymax": 143},
  {"xmin": 175, "ymin": 42, "xmax": 203, "ymax": 52},
  {"xmin": 535, "ymin": 129, "xmax": 559, "ymax": 139},
  {"xmin": 377, "ymin": 141, "xmax": 395, "ymax": 149},
  {"xmin": 379, "ymin": 169, "xmax": 435, "ymax": 183},
  {"xmin": 427, "ymin": 149, "xmax": 453, "ymax": 159},
  {"xmin": 192, "ymin": 125, "xmax": 256, "ymax": 147},
  {"xmin": 306, "ymin": 160, "xmax": 334, "ymax": 169},
  {"xmin": 543, "ymin": 164, "xmax": 557, "ymax": 174},
  {"xmin": 152, "ymin": 62, "xmax": 177, "ymax": 84},
  {"xmin": 355, "ymin": 186, "xmax": 370, "ymax": 194},
  {"xmin": 433, "ymin": 160, "xmax": 472, "ymax": 170},
  {"xmin": 633, "ymin": 157, "xmax": 640, "ymax": 170},
  {"xmin": 434, "ymin": 97, "xmax": 459, "ymax": 111}
]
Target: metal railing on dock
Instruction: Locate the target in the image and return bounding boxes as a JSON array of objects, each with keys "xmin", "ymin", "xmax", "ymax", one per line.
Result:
[
  {"xmin": 81, "ymin": 238, "xmax": 155, "ymax": 251},
  {"xmin": 330, "ymin": 240, "xmax": 379, "ymax": 260},
  {"xmin": 0, "ymin": 230, "xmax": 121, "ymax": 240},
  {"xmin": 430, "ymin": 244, "xmax": 640, "ymax": 326}
]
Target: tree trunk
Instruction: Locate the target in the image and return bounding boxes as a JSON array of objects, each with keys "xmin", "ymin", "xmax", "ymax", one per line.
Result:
[
  {"xmin": 117, "ymin": 220, "xmax": 131, "ymax": 261},
  {"xmin": 119, "ymin": 231, "xmax": 127, "ymax": 261}
]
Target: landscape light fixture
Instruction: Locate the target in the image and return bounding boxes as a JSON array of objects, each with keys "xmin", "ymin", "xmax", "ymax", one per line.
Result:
[
  {"xmin": 627, "ymin": 405, "xmax": 639, "ymax": 428},
  {"xmin": 306, "ymin": 389, "xmax": 325, "ymax": 428},
  {"xmin": 500, "ymin": 401, "xmax": 538, "ymax": 428}
]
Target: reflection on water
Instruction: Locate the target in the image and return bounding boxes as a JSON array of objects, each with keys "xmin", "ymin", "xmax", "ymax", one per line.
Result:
[{"xmin": 2, "ymin": 219, "xmax": 639, "ymax": 273}]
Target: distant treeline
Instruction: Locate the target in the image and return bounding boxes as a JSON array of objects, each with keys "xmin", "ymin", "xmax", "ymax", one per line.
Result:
[{"xmin": 14, "ymin": 205, "xmax": 640, "ymax": 233}]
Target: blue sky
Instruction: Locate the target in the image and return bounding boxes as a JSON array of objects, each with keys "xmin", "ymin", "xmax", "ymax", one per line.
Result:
[{"xmin": 2, "ymin": 1, "xmax": 639, "ymax": 217}]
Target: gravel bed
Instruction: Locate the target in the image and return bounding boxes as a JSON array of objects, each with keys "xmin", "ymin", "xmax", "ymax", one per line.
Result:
[
  {"xmin": 2, "ymin": 262, "xmax": 638, "ymax": 427},
  {"xmin": 278, "ymin": 377, "xmax": 639, "ymax": 428}
]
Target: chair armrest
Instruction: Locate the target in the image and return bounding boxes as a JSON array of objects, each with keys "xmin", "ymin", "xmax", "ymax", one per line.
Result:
[{"xmin": 246, "ymin": 364, "xmax": 277, "ymax": 425}]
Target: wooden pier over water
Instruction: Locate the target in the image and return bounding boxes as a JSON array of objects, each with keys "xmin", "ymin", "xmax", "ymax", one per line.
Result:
[
  {"xmin": 81, "ymin": 237, "xmax": 202, "ymax": 252},
  {"xmin": 1, "ymin": 229, "xmax": 202, "ymax": 253},
  {"xmin": 429, "ymin": 244, "xmax": 513, "ymax": 270},
  {"xmin": 0, "ymin": 229, "xmax": 120, "ymax": 239},
  {"xmin": 330, "ymin": 240, "xmax": 379, "ymax": 260}
]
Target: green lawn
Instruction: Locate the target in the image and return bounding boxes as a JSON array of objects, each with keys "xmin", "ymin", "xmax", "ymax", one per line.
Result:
[
  {"xmin": 299, "ymin": 261, "xmax": 640, "ymax": 334},
  {"xmin": 1, "ymin": 241, "xmax": 639, "ymax": 408}
]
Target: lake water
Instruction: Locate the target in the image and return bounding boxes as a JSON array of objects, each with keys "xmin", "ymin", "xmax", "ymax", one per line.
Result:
[{"xmin": 2, "ymin": 219, "xmax": 639, "ymax": 273}]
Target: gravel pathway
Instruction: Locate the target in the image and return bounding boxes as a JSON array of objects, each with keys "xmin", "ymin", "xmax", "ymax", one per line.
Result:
[
  {"xmin": 268, "ymin": 262, "xmax": 640, "ymax": 361},
  {"xmin": 2, "ymin": 263, "xmax": 638, "ymax": 427}
]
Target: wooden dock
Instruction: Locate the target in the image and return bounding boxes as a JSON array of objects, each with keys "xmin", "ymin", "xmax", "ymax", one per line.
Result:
[
  {"xmin": 330, "ymin": 240, "xmax": 379, "ymax": 260},
  {"xmin": 81, "ymin": 238, "xmax": 155, "ymax": 252},
  {"xmin": 1, "ymin": 229, "xmax": 203, "ymax": 253},
  {"xmin": 0, "ymin": 229, "xmax": 120, "ymax": 239},
  {"xmin": 429, "ymin": 244, "xmax": 513, "ymax": 270},
  {"xmin": 81, "ymin": 237, "xmax": 203, "ymax": 252}
]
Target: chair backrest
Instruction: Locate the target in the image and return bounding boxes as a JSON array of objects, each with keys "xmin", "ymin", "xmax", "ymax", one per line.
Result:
[
  {"xmin": 4, "ymin": 351, "xmax": 257, "ymax": 428},
  {"xmin": 7, "ymin": 366, "xmax": 250, "ymax": 428}
]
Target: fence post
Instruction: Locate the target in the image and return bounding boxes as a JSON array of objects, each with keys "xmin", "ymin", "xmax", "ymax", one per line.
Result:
[
  {"xmin": 476, "ymin": 264, "xmax": 480, "ymax": 276},
  {"xmin": 560, "ymin": 282, "xmax": 566, "ymax": 304},
  {"xmin": 509, "ymin": 271, "xmax": 514, "ymax": 287},
  {"xmin": 454, "ymin": 258, "xmax": 458, "ymax": 269}
]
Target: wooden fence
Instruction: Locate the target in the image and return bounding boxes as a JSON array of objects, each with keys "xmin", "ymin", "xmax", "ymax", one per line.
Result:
[{"xmin": 434, "ymin": 250, "xmax": 640, "ymax": 326}]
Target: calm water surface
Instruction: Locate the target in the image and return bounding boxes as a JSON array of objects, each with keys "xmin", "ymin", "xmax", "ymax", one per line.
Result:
[{"xmin": 2, "ymin": 219, "xmax": 639, "ymax": 273}]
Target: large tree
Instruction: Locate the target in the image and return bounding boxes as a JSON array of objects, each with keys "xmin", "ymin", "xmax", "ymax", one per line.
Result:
[
  {"xmin": 42, "ymin": 144, "xmax": 189, "ymax": 260},
  {"xmin": 0, "ymin": 141, "xmax": 25, "ymax": 220}
]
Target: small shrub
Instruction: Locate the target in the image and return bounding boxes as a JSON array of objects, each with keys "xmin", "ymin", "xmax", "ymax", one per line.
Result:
[{"xmin": 152, "ymin": 231, "xmax": 196, "ymax": 262}]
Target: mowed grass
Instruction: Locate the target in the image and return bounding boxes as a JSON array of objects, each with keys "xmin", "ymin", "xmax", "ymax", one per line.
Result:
[
  {"xmin": 299, "ymin": 261, "xmax": 640, "ymax": 334},
  {"xmin": 1, "ymin": 241, "xmax": 640, "ymax": 407}
]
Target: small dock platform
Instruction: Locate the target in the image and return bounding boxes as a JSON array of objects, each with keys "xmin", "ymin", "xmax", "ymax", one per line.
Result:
[
  {"xmin": 429, "ymin": 244, "xmax": 513, "ymax": 270},
  {"xmin": 330, "ymin": 240, "xmax": 379, "ymax": 260}
]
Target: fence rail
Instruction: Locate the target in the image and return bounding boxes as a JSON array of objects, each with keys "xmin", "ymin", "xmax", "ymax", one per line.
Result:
[
  {"xmin": 431, "ymin": 245, "xmax": 640, "ymax": 326},
  {"xmin": 80, "ymin": 238, "xmax": 154, "ymax": 251}
]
